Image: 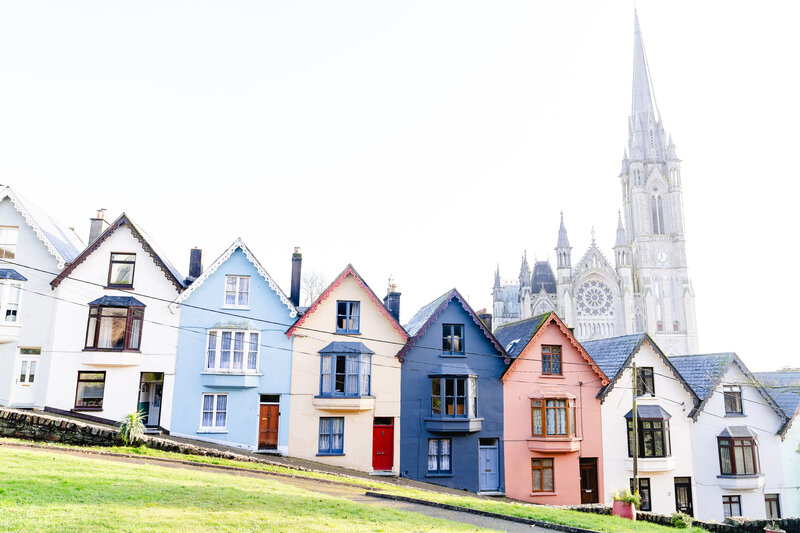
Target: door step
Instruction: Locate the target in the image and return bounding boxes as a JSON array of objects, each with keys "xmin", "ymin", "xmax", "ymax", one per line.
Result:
[
  {"xmin": 254, "ymin": 450, "xmax": 283, "ymax": 456},
  {"xmin": 143, "ymin": 428, "xmax": 162, "ymax": 435},
  {"xmin": 369, "ymin": 470, "xmax": 397, "ymax": 477}
]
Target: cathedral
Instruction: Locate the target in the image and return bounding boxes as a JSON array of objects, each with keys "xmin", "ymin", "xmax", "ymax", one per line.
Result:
[{"xmin": 492, "ymin": 13, "xmax": 699, "ymax": 356}]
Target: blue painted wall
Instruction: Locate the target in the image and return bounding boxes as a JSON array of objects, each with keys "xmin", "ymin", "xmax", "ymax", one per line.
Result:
[
  {"xmin": 400, "ymin": 296, "xmax": 506, "ymax": 492},
  {"xmin": 171, "ymin": 247, "xmax": 295, "ymax": 452}
]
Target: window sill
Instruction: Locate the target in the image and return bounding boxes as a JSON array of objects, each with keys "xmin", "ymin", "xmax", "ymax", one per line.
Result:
[
  {"xmin": 426, "ymin": 473, "xmax": 454, "ymax": 478},
  {"xmin": 540, "ymin": 374, "xmax": 566, "ymax": 379},
  {"xmin": 334, "ymin": 331, "xmax": 361, "ymax": 335},
  {"xmin": 724, "ymin": 413, "xmax": 746, "ymax": 417},
  {"xmin": 530, "ymin": 491, "xmax": 558, "ymax": 497},
  {"xmin": 197, "ymin": 429, "xmax": 228, "ymax": 434},
  {"xmin": 317, "ymin": 452, "xmax": 345, "ymax": 457},
  {"xmin": 82, "ymin": 348, "xmax": 141, "ymax": 353},
  {"xmin": 105, "ymin": 285, "xmax": 134, "ymax": 290},
  {"xmin": 73, "ymin": 407, "xmax": 103, "ymax": 412},
  {"xmin": 221, "ymin": 305, "xmax": 250, "ymax": 310},
  {"xmin": 440, "ymin": 353, "xmax": 467, "ymax": 358}
]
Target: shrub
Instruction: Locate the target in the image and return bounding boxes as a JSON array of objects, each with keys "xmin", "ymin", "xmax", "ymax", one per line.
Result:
[
  {"xmin": 612, "ymin": 488, "xmax": 641, "ymax": 507},
  {"xmin": 118, "ymin": 411, "xmax": 146, "ymax": 446},
  {"xmin": 670, "ymin": 511, "xmax": 692, "ymax": 528}
]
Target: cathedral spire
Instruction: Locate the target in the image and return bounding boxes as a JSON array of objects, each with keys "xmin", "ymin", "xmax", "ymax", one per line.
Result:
[
  {"xmin": 557, "ymin": 212, "xmax": 570, "ymax": 248},
  {"xmin": 667, "ymin": 134, "xmax": 677, "ymax": 160},
  {"xmin": 632, "ymin": 10, "xmax": 659, "ymax": 124},
  {"xmin": 630, "ymin": 10, "xmax": 666, "ymax": 163},
  {"xmin": 555, "ymin": 213, "xmax": 572, "ymax": 270},
  {"xmin": 519, "ymin": 251, "xmax": 531, "ymax": 287},
  {"xmin": 494, "ymin": 264, "xmax": 501, "ymax": 289},
  {"xmin": 615, "ymin": 211, "xmax": 627, "ymax": 247}
]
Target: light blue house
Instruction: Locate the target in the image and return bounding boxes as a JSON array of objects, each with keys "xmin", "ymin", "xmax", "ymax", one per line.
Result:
[{"xmin": 170, "ymin": 239, "xmax": 298, "ymax": 454}]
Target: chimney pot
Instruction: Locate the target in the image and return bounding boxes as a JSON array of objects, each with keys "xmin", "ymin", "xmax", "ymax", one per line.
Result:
[
  {"xmin": 383, "ymin": 278, "xmax": 401, "ymax": 322},
  {"xmin": 88, "ymin": 209, "xmax": 110, "ymax": 245}
]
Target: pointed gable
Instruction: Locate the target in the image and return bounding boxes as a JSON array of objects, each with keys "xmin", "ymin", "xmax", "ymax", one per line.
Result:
[
  {"xmin": 574, "ymin": 243, "xmax": 620, "ymax": 281},
  {"xmin": 50, "ymin": 213, "xmax": 185, "ymax": 291},
  {"xmin": 171, "ymin": 238, "xmax": 297, "ymax": 317},
  {"xmin": 286, "ymin": 264, "xmax": 407, "ymax": 342}
]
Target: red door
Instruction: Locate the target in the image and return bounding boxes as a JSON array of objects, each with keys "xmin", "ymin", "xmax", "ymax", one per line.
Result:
[
  {"xmin": 258, "ymin": 404, "xmax": 279, "ymax": 450},
  {"xmin": 372, "ymin": 418, "xmax": 394, "ymax": 471}
]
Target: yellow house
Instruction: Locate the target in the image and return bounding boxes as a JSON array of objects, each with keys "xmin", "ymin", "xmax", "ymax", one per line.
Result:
[{"xmin": 286, "ymin": 265, "xmax": 407, "ymax": 474}]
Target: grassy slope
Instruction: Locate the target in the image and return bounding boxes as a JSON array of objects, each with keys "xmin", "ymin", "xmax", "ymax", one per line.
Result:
[{"xmin": 0, "ymin": 447, "xmax": 488, "ymax": 533}]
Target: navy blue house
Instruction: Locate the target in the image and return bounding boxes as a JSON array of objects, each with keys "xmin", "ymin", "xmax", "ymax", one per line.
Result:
[{"xmin": 399, "ymin": 289, "xmax": 509, "ymax": 493}]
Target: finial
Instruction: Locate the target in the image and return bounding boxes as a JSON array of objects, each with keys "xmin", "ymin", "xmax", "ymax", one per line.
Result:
[{"xmin": 591, "ymin": 227, "xmax": 596, "ymax": 245}]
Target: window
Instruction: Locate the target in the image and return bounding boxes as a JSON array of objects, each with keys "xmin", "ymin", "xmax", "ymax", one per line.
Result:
[
  {"xmin": 430, "ymin": 376, "xmax": 477, "ymax": 418},
  {"xmin": 85, "ymin": 305, "xmax": 144, "ymax": 351},
  {"xmin": 428, "ymin": 439, "xmax": 451, "ymax": 474},
  {"xmin": 723, "ymin": 385, "xmax": 743, "ymax": 415},
  {"xmin": 765, "ymin": 494, "xmax": 781, "ymax": 520},
  {"xmin": 200, "ymin": 393, "xmax": 227, "ymax": 430},
  {"xmin": 19, "ymin": 360, "xmax": 36, "ymax": 384},
  {"xmin": 318, "ymin": 417, "xmax": 344, "ymax": 454},
  {"xmin": 205, "ymin": 330, "xmax": 259, "ymax": 372},
  {"xmin": 627, "ymin": 419, "xmax": 671, "ymax": 457},
  {"xmin": 336, "ymin": 301, "xmax": 360, "ymax": 333},
  {"xmin": 75, "ymin": 372, "xmax": 106, "ymax": 409},
  {"xmin": 541, "ymin": 345, "xmax": 562, "ymax": 375},
  {"xmin": 630, "ymin": 478, "xmax": 651, "ymax": 511},
  {"xmin": 651, "ymin": 195, "xmax": 665, "ymax": 234},
  {"xmin": 636, "ymin": 367, "xmax": 655, "ymax": 396},
  {"xmin": 673, "ymin": 321, "xmax": 680, "ymax": 332},
  {"xmin": 107, "ymin": 253, "xmax": 136, "ymax": 288},
  {"xmin": 531, "ymin": 398, "xmax": 576, "ymax": 437},
  {"xmin": 320, "ymin": 353, "xmax": 371, "ymax": 396},
  {"xmin": 1, "ymin": 281, "xmax": 22, "ymax": 323},
  {"xmin": 722, "ymin": 495, "xmax": 741, "ymax": 518},
  {"xmin": 718, "ymin": 437, "xmax": 758, "ymax": 475},
  {"xmin": 531, "ymin": 458, "xmax": 554, "ymax": 492},
  {"xmin": 224, "ymin": 276, "xmax": 249, "ymax": 307},
  {"xmin": 442, "ymin": 324, "xmax": 464, "ymax": 354},
  {"xmin": 0, "ymin": 226, "xmax": 18, "ymax": 259}
]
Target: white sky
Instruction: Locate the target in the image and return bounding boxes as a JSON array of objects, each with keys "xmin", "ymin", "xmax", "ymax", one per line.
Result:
[{"xmin": 2, "ymin": 1, "xmax": 798, "ymax": 371}]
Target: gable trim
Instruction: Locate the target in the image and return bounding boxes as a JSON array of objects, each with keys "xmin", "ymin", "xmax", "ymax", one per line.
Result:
[{"xmin": 1, "ymin": 188, "xmax": 72, "ymax": 268}]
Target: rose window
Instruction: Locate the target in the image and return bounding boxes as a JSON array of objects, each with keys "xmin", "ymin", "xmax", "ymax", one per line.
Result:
[{"xmin": 576, "ymin": 279, "xmax": 613, "ymax": 316}]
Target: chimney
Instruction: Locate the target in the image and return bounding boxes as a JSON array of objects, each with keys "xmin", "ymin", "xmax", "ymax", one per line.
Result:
[
  {"xmin": 88, "ymin": 209, "xmax": 109, "ymax": 245},
  {"xmin": 477, "ymin": 309, "xmax": 493, "ymax": 331},
  {"xmin": 188, "ymin": 247, "xmax": 203, "ymax": 280},
  {"xmin": 383, "ymin": 278, "xmax": 401, "ymax": 322},
  {"xmin": 290, "ymin": 247, "xmax": 302, "ymax": 307}
]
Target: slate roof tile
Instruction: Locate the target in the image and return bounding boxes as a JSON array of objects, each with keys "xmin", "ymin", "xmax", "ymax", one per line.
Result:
[{"xmin": 493, "ymin": 313, "xmax": 550, "ymax": 358}]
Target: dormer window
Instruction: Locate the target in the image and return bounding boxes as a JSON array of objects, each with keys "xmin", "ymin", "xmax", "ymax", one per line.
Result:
[
  {"xmin": 336, "ymin": 301, "xmax": 360, "ymax": 334},
  {"xmin": 0, "ymin": 226, "xmax": 18, "ymax": 259},
  {"xmin": 107, "ymin": 253, "xmax": 136, "ymax": 288},
  {"xmin": 723, "ymin": 385, "xmax": 743, "ymax": 415},
  {"xmin": 224, "ymin": 276, "xmax": 250, "ymax": 308},
  {"xmin": 442, "ymin": 324, "xmax": 464, "ymax": 354}
]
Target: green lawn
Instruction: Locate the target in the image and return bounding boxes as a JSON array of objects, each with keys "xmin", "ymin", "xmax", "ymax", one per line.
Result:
[{"xmin": 0, "ymin": 447, "xmax": 489, "ymax": 532}]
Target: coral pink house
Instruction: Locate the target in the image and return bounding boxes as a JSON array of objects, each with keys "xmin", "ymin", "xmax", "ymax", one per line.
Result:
[{"xmin": 494, "ymin": 312, "xmax": 609, "ymax": 504}]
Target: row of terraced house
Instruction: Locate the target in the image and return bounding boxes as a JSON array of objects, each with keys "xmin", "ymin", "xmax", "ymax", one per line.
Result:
[{"xmin": 0, "ymin": 184, "xmax": 798, "ymax": 522}]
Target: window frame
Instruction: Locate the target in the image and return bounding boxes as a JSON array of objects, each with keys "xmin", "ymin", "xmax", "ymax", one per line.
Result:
[
  {"xmin": 531, "ymin": 458, "xmax": 555, "ymax": 492},
  {"xmin": 199, "ymin": 393, "xmax": 228, "ymax": 431},
  {"xmin": 84, "ymin": 304, "xmax": 144, "ymax": 352},
  {"xmin": 106, "ymin": 252, "xmax": 136, "ymax": 288},
  {"xmin": 74, "ymin": 371, "xmax": 106, "ymax": 410},
  {"xmin": 319, "ymin": 352, "xmax": 371, "ymax": 397},
  {"xmin": 1, "ymin": 280, "xmax": 23, "ymax": 324},
  {"xmin": 0, "ymin": 225, "xmax": 19, "ymax": 259},
  {"xmin": 722, "ymin": 495, "xmax": 741, "ymax": 518},
  {"xmin": 541, "ymin": 345, "xmax": 562, "ymax": 375},
  {"xmin": 627, "ymin": 417, "xmax": 671, "ymax": 458},
  {"xmin": 427, "ymin": 438, "xmax": 452, "ymax": 475},
  {"xmin": 723, "ymin": 385, "xmax": 744, "ymax": 415},
  {"xmin": 636, "ymin": 367, "xmax": 655, "ymax": 396},
  {"xmin": 718, "ymin": 437, "xmax": 759, "ymax": 476},
  {"xmin": 318, "ymin": 417, "xmax": 344, "ymax": 455},
  {"xmin": 205, "ymin": 329, "xmax": 260, "ymax": 373},
  {"xmin": 441, "ymin": 323, "xmax": 465, "ymax": 354},
  {"xmin": 223, "ymin": 275, "xmax": 250, "ymax": 308},
  {"xmin": 430, "ymin": 376, "xmax": 477, "ymax": 418},
  {"xmin": 630, "ymin": 478, "xmax": 651, "ymax": 511},
  {"xmin": 335, "ymin": 300, "xmax": 360, "ymax": 334},
  {"xmin": 531, "ymin": 398, "xmax": 576, "ymax": 437},
  {"xmin": 765, "ymin": 494, "xmax": 781, "ymax": 520}
]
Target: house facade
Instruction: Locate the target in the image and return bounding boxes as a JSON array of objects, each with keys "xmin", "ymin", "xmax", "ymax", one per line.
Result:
[
  {"xmin": 286, "ymin": 266, "xmax": 407, "ymax": 473},
  {"xmin": 399, "ymin": 289, "xmax": 508, "ymax": 493},
  {"xmin": 170, "ymin": 240, "xmax": 298, "ymax": 454},
  {"xmin": 495, "ymin": 312, "xmax": 608, "ymax": 505},
  {"xmin": 583, "ymin": 333, "xmax": 699, "ymax": 516},
  {"xmin": 671, "ymin": 354, "xmax": 790, "ymax": 522},
  {"xmin": 0, "ymin": 186, "xmax": 83, "ymax": 409},
  {"xmin": 45, "ymin": 214, "xmax": 185, "ymax": 429}
]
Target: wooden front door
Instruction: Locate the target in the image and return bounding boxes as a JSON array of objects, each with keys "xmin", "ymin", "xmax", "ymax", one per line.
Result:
[
  {"xmin": 258, "ymin": 404, "xmax": 279, "ymax": 450},
  {"xmin": 372, "ymin": 418, "xmax": 394, "ymax": 471},
  {"xmin": 580, "ymin": 458, "xmax": 599, "ymax": 503}
]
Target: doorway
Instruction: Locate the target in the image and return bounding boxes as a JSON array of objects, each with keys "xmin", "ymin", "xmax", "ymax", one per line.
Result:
[
  {"xmin": 15, "ymin": 348, "xmax": 40, "ymax": 406},
  {"xmin": 137, "ymin": 372, "xmax": 163, "ymax": 427},
  {"xmin": 258, "ymin": 395, "xmax": 280, "ymax": 450},
  {"xmin": 579, "ymin": 458, "xmax": 599, "ymax": 503},
  {"xmin": 478, "ymin": 438, "xmax": 500, "ymax": 492},
  {"xmin": 372, "ymin": 417, "xmax": 394, "ymax": 471},
  {"xmin": 674, "ymin": 477, "xmax": 694, "ymax": 516}
]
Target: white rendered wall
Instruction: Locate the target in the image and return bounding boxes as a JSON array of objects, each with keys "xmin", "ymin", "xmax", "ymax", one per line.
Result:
[{"xmin": 780, "ymin": 422, "xmax": 800, "ymax": 517}]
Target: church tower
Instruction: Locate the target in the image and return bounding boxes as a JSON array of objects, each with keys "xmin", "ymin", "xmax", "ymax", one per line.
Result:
[{"xmin": 620, "ymin": 12, "xmax": 698, "ymax": 354}]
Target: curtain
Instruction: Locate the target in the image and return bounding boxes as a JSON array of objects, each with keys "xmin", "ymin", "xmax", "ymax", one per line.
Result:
[
  {"xmin": 225, "ymin": 277, "xmax": 237, "ymax": 305},
  {"xmin": 440, "ymin": 439, "xmax": 450, "ymax": 471},
  {"xmin": 215, "ymin": 395, "xmax": 227, "ymax": 427},
  {"xmin": 546, "ymin": 400, "xmax": 556, "ymax": 435},
  {"xmin": 248, "ymin": 333, "xmax": 258, "ymax": 370},
  {"xmin": 346, "ymin": 355, "xmax": 358, "ymax": 395},
  {"xmin": 207, "ymin": 332, "xmax": 217, "ymax": 369},
  {"xmin": 237, "ymin": 277, "xmax": 249, "ymax": 306},
  {"xmin": 233, "ymin": 332, "xmax": 244, "ymax": 370},
  {"xmin": 360, "ymin": 353, "xmax": 370, "ymax": 395},
  {"xmin": 349, "ymin": 302, "xmax": 359, "ymax": 331},
  {"xmin": 128, "ymin": 314, "xmax": 142, "ymax": 350},
  {"xmin": 220, "ymin": 332, "xmax": 232, "ymax": 369},
  {"xmin": 321, "ymin": 355, "xmax": 331, "ymax": 393},
  {"xmin": 319, "ymin": 418, "xmax": 330, "ymax": 451},
  {"xmin": 427, "ymin": 440, "xmax": 438, "ymax": 471},
  {"xmin": 556, "ymin": 400, "xmax": 566, "ymax": 435},
  {"xmin": 331, "ymin": 418, "xmax": 343, "ymax": 451},
  {"xmin": 98, "ymin": 312, "xmax": 114, "ymax": 348},
  {"xmin": 202, "ymin": 395, "xmax": 214, "ymax": 427}
]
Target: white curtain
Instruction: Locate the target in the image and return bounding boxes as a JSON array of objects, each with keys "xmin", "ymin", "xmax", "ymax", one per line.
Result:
[
  {"xmin": 233, "ymin": 332, "xmax": 244, "ymax": 370},
  {"xmin": 439, "ymin": 440, "xmax": 450, "ymax": 471},
  {"xmin": 98, "ymin": 314, "xmax": 113, "ymax": 348},
  {"xmin": 428, "ymin": 439, "xmax": 438, "ymax": 471},
  {"xmin": 206, "ymin": 332, "xmax": 217, "ymax": 369},
  {"xmin": 248, "ymin": 333, "xmax": 258, "ymax": 370}
]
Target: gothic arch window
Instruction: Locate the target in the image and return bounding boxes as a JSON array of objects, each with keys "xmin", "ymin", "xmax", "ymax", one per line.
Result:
[
  {"xmin": 635, "ymin": 307, "xmax": 645, "ymax": 332},
  {"xmin": 533, "ymin": 299, "xmax": 553, "ymax": 316},
  {"xmin": 650, "ymin": 194, "xmax": 665, "ymax": 234}
]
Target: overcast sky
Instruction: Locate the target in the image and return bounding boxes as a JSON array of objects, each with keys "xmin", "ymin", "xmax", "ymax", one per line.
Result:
[{"xmin": 2, "ymin": 1, "xmax": 798, "ymax": 371}]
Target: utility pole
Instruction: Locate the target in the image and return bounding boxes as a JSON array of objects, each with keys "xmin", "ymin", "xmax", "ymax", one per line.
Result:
[{"xmin": 632, "ymin": 362, "xmax": 639, "ymax": 497}]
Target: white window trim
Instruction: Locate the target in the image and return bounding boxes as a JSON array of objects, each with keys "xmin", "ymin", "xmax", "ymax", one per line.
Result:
[
  {"xmin": 0, "ymin": 280, "xmax": 23, "ymax": 324},
  {"xmin": 204, "ymin": 329, "xmax": 260, "ymax": 374},
  {"xmin": 222, "ymin": 275, "xmax": 250, "ymax": 309},
  {"xmin": 199, "ymin": 393, "xmax": 228, "ymax": 433}
]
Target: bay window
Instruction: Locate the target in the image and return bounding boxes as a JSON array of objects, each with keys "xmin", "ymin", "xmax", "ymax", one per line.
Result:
[
  {"xmin": 320, "ymin": 353, "xmax": 371, "ymax": 396},
  {"xmin": 718, "ymin": 437, "xmax": 758, "ymax": 475},
  {"xmin": 85, "ymin": 300, "xmax": 144, "ymax": 351},
  {"xmin": 430, "ymin": 376, "xmax": 477, "ymax": 418},
  {"xmin": 205, "ymin": 330, "xmax": 260, "ymax": 372},
  {"xmin": 531, "ymin": 398, "xmax": 576, "ymax": 437},
  {"xmin": 626, "ymin": 407, "xmax": 672, "ymax": 458},
  {"xmin": 0, "ymin": 271, "xmax": 24, "ymax": 323}
]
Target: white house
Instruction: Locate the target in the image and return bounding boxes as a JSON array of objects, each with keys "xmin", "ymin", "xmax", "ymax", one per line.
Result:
[
  {"xmin": 583, "ymin": 333, "xmax": 700, "ymax": 517},
  {"xmin": 0, "ymin": 186, "xmax": 83, "ymax": 409},
  {"xmin": 671, "ymin": 355, "xmax": 791, "ymax": 522},
  {"xmin": 44, "ymin": 213, "xmax": 185, "ymax": 430}
]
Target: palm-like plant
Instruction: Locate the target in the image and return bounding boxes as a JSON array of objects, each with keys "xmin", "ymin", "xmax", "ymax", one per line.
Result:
[{"xmin": 118, "ymin": 410, "xmax": 146, "ymax": 445}]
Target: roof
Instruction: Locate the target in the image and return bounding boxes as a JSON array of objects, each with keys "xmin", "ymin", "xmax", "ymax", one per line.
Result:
[
  {"xmin": 718, "ymin": 426, "xmax": 757, "ymax": 439},
  {"xmin": 88, "ymin": 296, "xmax": 146, "ymax": 307},
  {"xmin": 531, "ymin": 261, "xmax": 556, "ymax": 294},
  {"xmin": 318, "ymin": 341, "xmax": 374, "ymax": 355},
  {"xmin": 398, "ymin": 288, "xmax": 506, "ymax": 361},
  {"xmin": 753, "ymin": 371, "xmax": 800, "ymax": 419},
  {"xmin": 0, "ymin": 186, "xmax": 84, "ymax": 267},
  {"xmin": 285, "ymin": 264, "xmax": 408, "ymax": 342},
  {"xmin": 0, "ymin": 269, "xmax": 27, "ymax": 281},
  {"xmin": 171, "ymin": 238, "xmax": 297, "ymax": 318},
  {"xmin": 50, "ymin": 213, "xmax": 185, "ymax": 291},
  {"xmin": 625, "ymin": 405, "xmax": 671, "ymax": 419}
]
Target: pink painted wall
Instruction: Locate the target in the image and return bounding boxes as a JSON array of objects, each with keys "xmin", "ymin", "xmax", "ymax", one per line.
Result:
[{"xmin": 502, "ymin": 319, "xmax": 606, "ymax": 505}]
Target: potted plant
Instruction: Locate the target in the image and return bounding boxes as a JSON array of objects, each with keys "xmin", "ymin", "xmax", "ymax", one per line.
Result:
[
  {"xmin": 612, "ymin": 488, "xmax": 640, "ymax": 520},
  {"xmin": 764, "ymin": 522, "xmax": 785, "ymax": 533}
]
